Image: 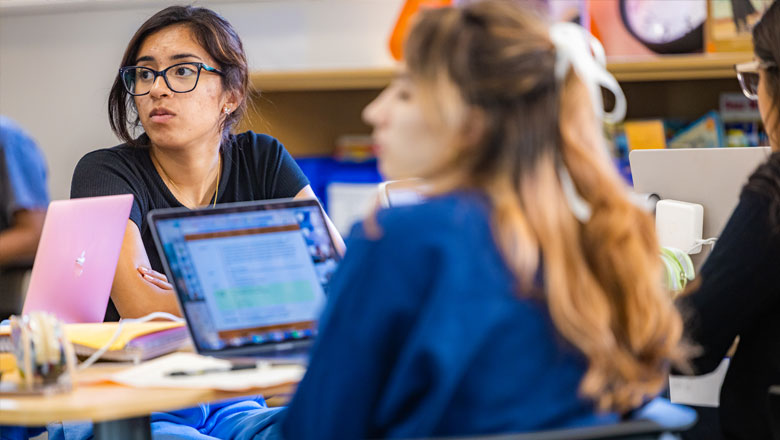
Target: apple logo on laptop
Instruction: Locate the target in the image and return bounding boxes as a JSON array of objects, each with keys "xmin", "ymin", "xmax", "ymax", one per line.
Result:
[{"xmin": 74, "ymin": 250, "xmax": 86, "ymax": 277}]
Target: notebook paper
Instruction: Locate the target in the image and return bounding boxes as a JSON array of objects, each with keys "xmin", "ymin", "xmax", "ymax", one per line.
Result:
[{"xmin": 110, "ymin": 352, "xmax": 305, "ymax": 391}]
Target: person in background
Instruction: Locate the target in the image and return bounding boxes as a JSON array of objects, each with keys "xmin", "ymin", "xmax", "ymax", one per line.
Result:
[
  {"xmin": 676, "ymin": 2, "xmax": 780, "ymax": 439},
  {"xmin": 70, "ymin": 6, "xmax": 344, "ymax": 321},
  {"xmin": 0, "ymin": 116, "xmax": 48, "ymax": 320}
]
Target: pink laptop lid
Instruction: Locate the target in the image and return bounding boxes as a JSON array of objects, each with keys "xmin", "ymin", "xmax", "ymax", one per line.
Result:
[{"xmin": 22, "ymin": 194, "xmax": 133, "ymax": 323}]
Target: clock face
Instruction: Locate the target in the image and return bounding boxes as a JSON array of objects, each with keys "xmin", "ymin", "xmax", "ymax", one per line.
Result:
[{"xmin": 622, "ymin": 0, "xmax": 707, "ymax": 44}]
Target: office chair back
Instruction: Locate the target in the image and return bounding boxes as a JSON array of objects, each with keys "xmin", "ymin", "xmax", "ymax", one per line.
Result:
[
  {"xmin": 418, "ymin": 398, "xmax": 697, "ymax": 440},
  {"xmin": 769, "ymin": 385, "xmax": 780, "ymax": 439},
  {"xmin": 377, "ymin": 179, "xmax": 426, "ymax": 208},
  {"xmin": 0, "ymin": 262, "xmax": 33, "ymax": 320}
]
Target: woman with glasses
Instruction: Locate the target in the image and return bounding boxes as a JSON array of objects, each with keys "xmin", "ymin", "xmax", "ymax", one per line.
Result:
[
  {"xmin": 676, "ymin": 2, "xmax": 780, "ymax": 439},
  {"xmin": 70, "ymin": 6, "xmax": 344, "ymax": 321}
]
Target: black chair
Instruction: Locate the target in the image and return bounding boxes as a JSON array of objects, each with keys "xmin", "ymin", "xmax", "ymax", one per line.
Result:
[
  {"xmin": 0, "ymin": 261, "xmax": 33, "ymax": 320},
  {"xmin": 463, "ymin": 419, "xmax": 693, "ymax": 440},
  {"xmin": 768, "ymin": 385, "xmax": 780, "ymax": 439},
  {"xmin": 429, "ymin": 399, "xmax": 697, "ymax": 440}
]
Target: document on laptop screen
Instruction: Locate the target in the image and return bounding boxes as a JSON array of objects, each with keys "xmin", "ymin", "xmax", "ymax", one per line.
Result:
[
  {"xmin": 184, "ymin": 216, "xmax": 324, "ymax": 329},
  {"xmin": 155, "ymin": 204, "xmax": 336, "ymax": 351}
]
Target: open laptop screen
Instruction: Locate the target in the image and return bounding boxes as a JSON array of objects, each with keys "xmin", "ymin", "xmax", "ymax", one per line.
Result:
[{"xmin": 149, "ymin": 199, "xmax": 339, "ymax": 353}]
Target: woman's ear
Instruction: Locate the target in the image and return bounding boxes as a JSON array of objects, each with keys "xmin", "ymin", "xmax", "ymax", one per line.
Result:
[
  {"xmin": 460, "ymin": 107, "xmax": 486, "ymax": 149},
  {"xmin": 222, "ymin": 89, "xmax": 242, "ymax": 115}
]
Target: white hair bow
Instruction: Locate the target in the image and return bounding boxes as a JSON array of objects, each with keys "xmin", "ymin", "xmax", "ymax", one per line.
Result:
[
  {"xmin": 549, "ymin": 22, "xmax": 626, "ymax": 124},
  {"xmin": 549, "ymin": 22, "xmax": 627, "ymax": 223}
]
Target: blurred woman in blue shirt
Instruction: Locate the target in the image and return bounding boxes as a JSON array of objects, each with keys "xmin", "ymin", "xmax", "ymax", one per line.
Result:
[{"xmin": 268, "ymin": 1, "xmax": 687, "ymax": 438}]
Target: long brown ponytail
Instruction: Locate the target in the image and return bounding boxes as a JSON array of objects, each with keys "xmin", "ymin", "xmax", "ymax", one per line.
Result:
[{"xmin": 404, "ymin": 1, "xmax": 685, "ymax": 412}]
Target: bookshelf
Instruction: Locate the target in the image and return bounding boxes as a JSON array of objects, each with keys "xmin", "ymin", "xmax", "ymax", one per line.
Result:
[
  {"xmin": 607, "ymin": 52, "xmax": 752, "ymax": 81},
  {"xmin": 240, "ymin": 53, "xmax": 753, "ymax": 157}
]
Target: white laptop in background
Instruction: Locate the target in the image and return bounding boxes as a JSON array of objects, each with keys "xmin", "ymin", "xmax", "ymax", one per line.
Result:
[{"xmin": 630, "ymin": 147, "xmax": 771, "ymax": 267}]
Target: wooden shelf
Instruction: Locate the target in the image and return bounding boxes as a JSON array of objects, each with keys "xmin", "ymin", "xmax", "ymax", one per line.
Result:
[
  {"xmin": 250, "ymin": 53, "xmax": 753, "ymax": 92},
  {"xmin": 607, "ymin": 52, "xmax": 753, "ymax": 82},
  {"xmin": 251, "ymin": 68, "xmax": 394, "ymax": 92},
  {"xmin": 245, "ymin": 53, "xmax": 752, "ymax": 157}
]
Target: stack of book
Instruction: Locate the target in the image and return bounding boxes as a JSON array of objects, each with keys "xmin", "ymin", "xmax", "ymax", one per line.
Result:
[{"xmin": 0, "ymin": 321, "xmax": 190, "ymax": 365}]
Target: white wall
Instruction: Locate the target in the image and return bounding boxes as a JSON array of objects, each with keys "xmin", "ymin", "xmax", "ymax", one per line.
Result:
[{"xmin": 0, "ymin": 0, "xmax": 402, "ymax": 200}]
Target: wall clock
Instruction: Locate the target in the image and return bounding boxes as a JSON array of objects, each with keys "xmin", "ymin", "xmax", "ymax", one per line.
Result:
[{"xmin": 619, "ymin": 0, "xmax": 707, "ymax": 54}]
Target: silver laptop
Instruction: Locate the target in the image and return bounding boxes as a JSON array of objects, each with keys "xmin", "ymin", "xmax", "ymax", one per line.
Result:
[
  {"xmin": 148, "ymin": 199, "xmax": 340, "ymax": 361},
  {"xmin": 630, "ymin": 147, "xmax": 771, "ymax": 267}
]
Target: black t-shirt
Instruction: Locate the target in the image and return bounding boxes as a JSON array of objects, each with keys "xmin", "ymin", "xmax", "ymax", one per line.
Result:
[
  {"xmin": 676, "ymin": 152, "xmax": 780, "ymax": 440},
  {"xmin": 70, "ymin": 131, "xmax": 309, "ymax": 321}
]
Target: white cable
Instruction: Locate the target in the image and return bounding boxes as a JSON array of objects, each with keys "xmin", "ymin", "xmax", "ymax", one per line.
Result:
[
  {"xmin": 686, "ymin": 237, "xmax": 718, "ymax": 254},
  {"xmin": 77, "ymin": 312, "xmax": 184, "ymax": 370}
]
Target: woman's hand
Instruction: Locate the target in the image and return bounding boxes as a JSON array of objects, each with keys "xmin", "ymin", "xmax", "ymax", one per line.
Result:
[
  {"xmin": 111, "ymin": 221, "xmax": 181, "ymax": 318},
  {"xmin": 137, "ymin": 266, "xmax": 173, "ymax": 290}
]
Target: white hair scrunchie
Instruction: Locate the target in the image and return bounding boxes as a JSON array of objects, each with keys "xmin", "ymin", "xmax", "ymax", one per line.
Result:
[
  {"xmin": 549, "ymin": 22, "xmax": 627, "ymax": 223},
  {"xmin": 549, "ymin": 21, "xmax": 626, "ymax": 124}
]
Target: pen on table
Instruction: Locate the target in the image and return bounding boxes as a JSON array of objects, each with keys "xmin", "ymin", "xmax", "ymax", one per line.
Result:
[
  {"xmin": 166, "ymin": 361, "xmax": 302, "ymax": 377},
  {"xmin": 166, "ymin": 363, "xmax": 257, "ymax": 377}
]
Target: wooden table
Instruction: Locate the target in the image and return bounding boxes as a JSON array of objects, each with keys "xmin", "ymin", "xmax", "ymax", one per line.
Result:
[{"xmin": 0, "ymin": 363, "xmax": 296, "ymax": 439}]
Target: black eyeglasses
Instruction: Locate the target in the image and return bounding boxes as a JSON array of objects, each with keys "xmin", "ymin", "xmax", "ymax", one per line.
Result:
[
  {"xmin": 734, "ymin": 60, "xmax": 776, "ymax": 100},
  {"xmin": 119, "ymin": 62, "xmax": 223, "ymax": 96}
]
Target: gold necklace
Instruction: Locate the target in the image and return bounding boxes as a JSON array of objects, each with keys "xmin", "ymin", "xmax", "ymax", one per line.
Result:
[
  {"xmin": 152, "ymin": 150, "xmax": 220, "ymax": 208},
  {"xmin": 212, "ymin": 154, "xmax": 220, "ymax": 208}
]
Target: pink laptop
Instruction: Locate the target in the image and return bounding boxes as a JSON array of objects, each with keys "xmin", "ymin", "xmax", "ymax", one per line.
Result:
[{"xmin": 22, "ymin": 194, "xmax": 133, "ymax": 323}]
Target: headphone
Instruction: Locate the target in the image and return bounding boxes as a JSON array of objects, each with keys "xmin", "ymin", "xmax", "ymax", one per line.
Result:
[
  {"xmin": 9, "ymin": 312, "xmax": 75, "ymax": 391},
  {"xmin": 660, "ymin": 246, "xmax": 695, "ymax": 294}
]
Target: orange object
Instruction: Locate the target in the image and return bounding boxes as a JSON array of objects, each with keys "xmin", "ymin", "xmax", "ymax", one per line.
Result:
[
  {"xmin": 588, "ymin": 4, "xmax": 601, "ymax": 43},
  {"xmin": 624, "ymin": 120, "xmax": 667, "ymax": 150},
  {"xmin": 389, "ymin": 0, "xmax": 452, "ymax": 61}
]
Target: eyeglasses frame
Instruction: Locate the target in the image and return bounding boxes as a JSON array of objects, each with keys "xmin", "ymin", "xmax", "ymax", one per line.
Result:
[
  {"xmin": 734, "ymin": 59, "xmax": 777, "ymax": 100},
  {"xmin": 118, "ymin": 62, "xmax": 224, "ymax": 96}
]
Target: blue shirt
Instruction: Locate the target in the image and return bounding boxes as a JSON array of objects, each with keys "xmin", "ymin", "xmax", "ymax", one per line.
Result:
[
  {"xmin": 0, "ymin": 116, "xmax": 49, "ymax": 231},
  {"xmin": 281, "ymin": 191, "xmax": 616, "ymax": 438}
]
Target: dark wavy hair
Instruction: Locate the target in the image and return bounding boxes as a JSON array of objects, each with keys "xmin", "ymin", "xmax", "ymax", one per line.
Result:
[
  {"xmin": 107, "ymin": 6, "xmax": 249, "ymax": 146},
  {"xmin": 754, "ymin": 0, "xmax": 780, "ymax": 147},
  {"xmin": 747, "ymin": 2, "xmax": 780, "ymax": 230}
]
